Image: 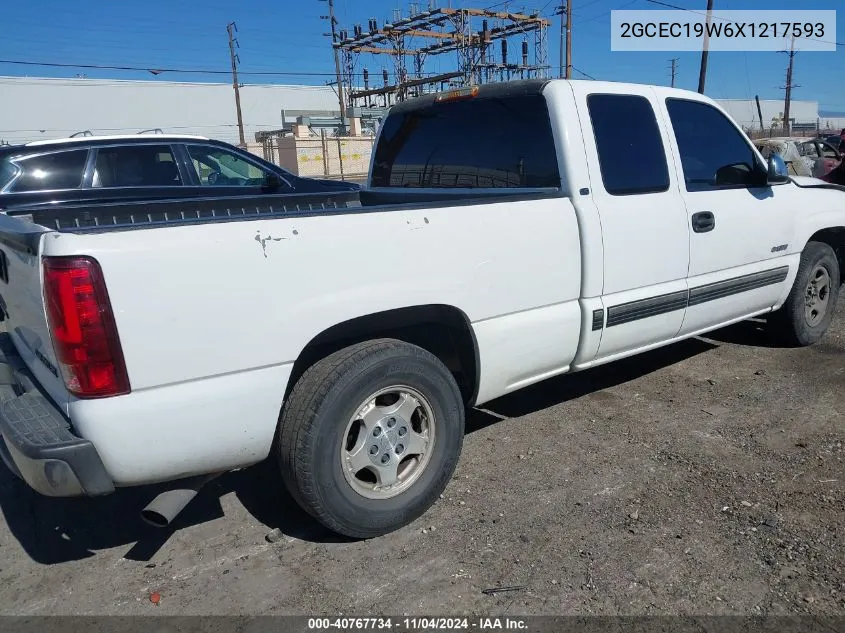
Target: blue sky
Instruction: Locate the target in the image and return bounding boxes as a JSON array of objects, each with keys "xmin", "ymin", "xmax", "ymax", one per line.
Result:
[{"xmin": 1, "ymin": 0, "xmax": 842, "ymax": 112}]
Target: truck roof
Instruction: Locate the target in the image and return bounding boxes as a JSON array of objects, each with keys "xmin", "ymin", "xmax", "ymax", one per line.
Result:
[{"xmin": 387, "ymin": 78, "xmax": 716, "ymax": 115}]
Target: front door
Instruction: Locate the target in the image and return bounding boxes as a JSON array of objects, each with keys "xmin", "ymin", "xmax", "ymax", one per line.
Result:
[
  {"xmin": 660, "ymin": 96, "xmax": 798, "ymax": 337},
  {"xmin": 182, "ymin": 144, "xmax": 292, "ymax": 196},
  {"xmin": 570, "ymin": 83, "xmax": 690, "ymax": 361}
]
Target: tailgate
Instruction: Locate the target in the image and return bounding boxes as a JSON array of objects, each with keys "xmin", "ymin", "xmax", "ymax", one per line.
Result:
[{"xmin": 0, "ymin": 213, "xmax": 67, "ymax": 408}]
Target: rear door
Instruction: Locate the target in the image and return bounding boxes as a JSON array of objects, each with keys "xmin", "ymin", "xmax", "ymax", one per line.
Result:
[
  {"xmin": 181, "ymin": 144, "xmax": 294, "ymax": 196},
  {"xmin": 570, "ymin": 83, "xmax": 690, "ymax": 360},
  {"xmin": 89, "ymin": 143, "xmax": 189, "ymax": 201}
]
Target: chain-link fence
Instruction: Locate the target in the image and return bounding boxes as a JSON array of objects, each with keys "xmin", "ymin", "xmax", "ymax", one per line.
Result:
[
  {"xmin": 259, "ymin": 131, "xmax": 375, "ymax": 182},
  {"xmin": 744, "ymin": 127, "xmax": 840, "ymax": 140}
]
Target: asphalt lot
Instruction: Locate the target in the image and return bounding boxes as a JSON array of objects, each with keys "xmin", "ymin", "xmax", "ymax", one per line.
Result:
[{"xmin": 0, "ymin": 305, "xmax": 842, "ymax": 616}]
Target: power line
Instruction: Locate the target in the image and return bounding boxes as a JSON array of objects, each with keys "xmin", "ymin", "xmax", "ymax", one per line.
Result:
[
  {"xmin": 577, "ymin": 0, "xmax": 641, "ymax": 26},
  {"xmin": 0, "ymin": 58, "xmax": 445, "ymax": 78},
  {"xmin": 572, "ymin": 65, "xmax": 597, "ymax": 80}
]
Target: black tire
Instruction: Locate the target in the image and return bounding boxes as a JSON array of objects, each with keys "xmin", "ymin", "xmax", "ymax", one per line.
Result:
[
  {"xmin": 772, "ymin": 241, "xmax": 840, "ymax": 346},
  {"xmin": 278, "ymin": 339, "xmax": 464, "ymax": 538}
]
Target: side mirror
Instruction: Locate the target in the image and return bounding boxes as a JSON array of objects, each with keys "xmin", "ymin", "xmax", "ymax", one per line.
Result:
[
  {"xmin": 262, "ymin": 173, "xmax": 282, "ymax": 191},
  {"xmin": 767, "ymin": 154, "xmax": 790, "ymax": 184}
]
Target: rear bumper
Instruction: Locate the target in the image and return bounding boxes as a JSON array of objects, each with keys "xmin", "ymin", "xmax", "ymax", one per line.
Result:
[{"xmin": 0, "ymin": 335, "xmax": 114, "ymax": 497}]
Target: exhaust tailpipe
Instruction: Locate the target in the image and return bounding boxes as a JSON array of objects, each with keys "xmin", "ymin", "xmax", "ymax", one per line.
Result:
[{"xmin": 141, "ymin": 473, "xmax": 220, "ymax": 528}]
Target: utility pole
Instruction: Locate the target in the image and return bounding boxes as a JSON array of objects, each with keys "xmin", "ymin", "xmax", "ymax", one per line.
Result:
[
  {"xmin": 669, "ymin": 57, "xmax": 678, "ymax": 87},
  {"xmin": 227, "ymin": 22, "xmax": 246, "ymax": 148},
  {"xmin": 565, "ymin": 1, "xmax": 572, "ymax": 79},
  {"xmin": 554, "ymin": 5, "xmax": 565, "ymax": 78},
  {"xmin": 755, "ymin": 95, "xmax": 764, "ymax": 131},
  {"xmin": 554, "ymin": 3, "xmax": 571, "ymax": 79},
  {"xmin": 781, "ymin": 36, "xmax": 798, "ymax": 136},
  {"xmin": 320, "ymin": 0, "xmax": 346, "ymax": 133},
  {"xmin": 697, "ymin": 0, "xmax": 713, "ymax": 94}
]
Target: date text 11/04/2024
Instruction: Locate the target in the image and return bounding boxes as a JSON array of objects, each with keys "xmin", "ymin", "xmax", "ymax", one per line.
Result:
[{"xmin": 307, "ymin": 618, "xmax": 529, "ymax": 631}]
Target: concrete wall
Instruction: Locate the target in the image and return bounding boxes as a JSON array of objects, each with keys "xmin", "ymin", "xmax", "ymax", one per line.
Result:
[{"xmin": 0, "ymin": 76, "xmax": 339, "ymax": 146}]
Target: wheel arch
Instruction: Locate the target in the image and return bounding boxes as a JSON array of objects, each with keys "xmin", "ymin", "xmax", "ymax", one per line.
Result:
[
  {"xmin": 285, "ymin": 304, "xmax": 481, "ymax": 406},
  {"xmin": 805, "ymin": 227, "xmax": 845, "ymax": 279}
]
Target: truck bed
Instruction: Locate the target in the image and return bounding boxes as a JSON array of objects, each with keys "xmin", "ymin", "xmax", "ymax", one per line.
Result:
[
  {"xmin": 6, "ymin": 190, "xmax": 362, "ymax": 232},
  {"xmin": 5, "ymin": 187, "xmax": 562, "ymax": 234},
  {"xmin": 0, "ymin": 185, "xmax": 582, "ymax": 486}
]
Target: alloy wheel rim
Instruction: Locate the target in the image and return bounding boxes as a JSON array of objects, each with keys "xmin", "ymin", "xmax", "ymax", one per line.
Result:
[{"xmin": 340, "ymin": 385, "xmax": 436, "ymax": 500}]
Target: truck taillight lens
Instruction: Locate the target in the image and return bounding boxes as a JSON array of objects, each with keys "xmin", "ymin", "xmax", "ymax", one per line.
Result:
[{"xmin": 42, "ymin": 256, "xmax": 130, "ymax": 398}]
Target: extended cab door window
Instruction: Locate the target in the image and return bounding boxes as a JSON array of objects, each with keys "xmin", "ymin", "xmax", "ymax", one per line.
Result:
[
  {"xmin": 8, "ymin": 149, "xmax": 88, "ymax": 193},
  {"xmin": 587, "ymin": 94, "xmax": 670, "ymax": 195},
  {"xmin": 92, "ymin": 145, "xmax": 183, "ymax": 188}
]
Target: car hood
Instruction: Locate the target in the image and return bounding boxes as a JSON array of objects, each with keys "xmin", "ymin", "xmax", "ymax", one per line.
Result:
[
  {"xmin": 295, "ymin": 178, "xmax": 361, "ymax": 192},
  {"xmin": 790, "ymin": 175, "xmax": 845, "ymax": 193}
]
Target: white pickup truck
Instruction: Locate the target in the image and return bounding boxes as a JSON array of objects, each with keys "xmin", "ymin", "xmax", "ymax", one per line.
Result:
[{"xmin": 0, "ymin": 80, "xmax": 842, "ymax": 538}]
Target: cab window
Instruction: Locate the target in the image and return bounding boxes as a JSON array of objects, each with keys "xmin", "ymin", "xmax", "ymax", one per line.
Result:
[
  {"xmin": 587, "ymin": 94, "xmax": 669, "ymax": 196},
  {"xmin": 92, "ymin": 145, "xmax": 182, "ymax": 188},
  {"xmin": 0, "ymin": 157, "xmax": 18, "ymax": 190},
  {"xmin": 666, "ymin": 98, "xmax": 764, "ymax": 191},
  {"xmin": 9, "ymin": 150, "xmax": 88, "ymax": 193},
  {"xmin": 186, "ymin": 145, "xmax": 282, "ymax": 188}
]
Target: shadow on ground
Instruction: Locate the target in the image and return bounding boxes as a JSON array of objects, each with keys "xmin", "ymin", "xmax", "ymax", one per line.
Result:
[
  {"xmin": 0, "ymin": 332, "xmax": 728, "ymax": 566},
  {"xmin": 698, "ymin": 316, "xmax": 796, "ymax": 349}
]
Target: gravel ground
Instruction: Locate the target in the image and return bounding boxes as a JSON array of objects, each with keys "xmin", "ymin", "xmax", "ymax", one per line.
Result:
[{"xmin": 0, "ymin": 306, "xmax": 842, "ymax": 617}]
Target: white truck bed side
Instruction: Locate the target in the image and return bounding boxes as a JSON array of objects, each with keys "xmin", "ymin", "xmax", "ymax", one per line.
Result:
[{"xmin": 37, "ymin": 196, "xmax": 583, "ymax": 484}]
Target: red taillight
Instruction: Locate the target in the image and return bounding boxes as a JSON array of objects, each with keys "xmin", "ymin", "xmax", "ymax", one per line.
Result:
[{"xmin": 42, "ymin": 256, "xmax": 130, "ymax": 398}]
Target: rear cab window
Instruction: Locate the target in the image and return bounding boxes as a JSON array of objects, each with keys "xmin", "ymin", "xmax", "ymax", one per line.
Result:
[
  {"xmin": 371, "ymin": 92, "xmax": 560, "ymax": 189},
  {"xmin": 7, "ymin": 150, "xmax": 88, "ymax": 193}
]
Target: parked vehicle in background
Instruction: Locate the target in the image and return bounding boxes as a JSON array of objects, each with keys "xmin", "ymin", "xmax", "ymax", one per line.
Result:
[
  {"xmin": 800, "ymin": 138, "xmax": 843, "ymax": 178},
  {"xmin": 0, "ymin": 134, "xmax": 359, "ymax": 212},
  {"xmin": 754, "ymin": 137, "xmax": 842, "ymax": 180},
  {"xmin": 0, "ymin": 80, "xmax": 843, "ymax": 540}
]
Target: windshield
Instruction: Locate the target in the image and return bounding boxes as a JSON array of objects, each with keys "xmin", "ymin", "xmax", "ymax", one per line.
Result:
[{"xmin": 0, "ymin": 157, "xmax": 18, "ymax": 190}]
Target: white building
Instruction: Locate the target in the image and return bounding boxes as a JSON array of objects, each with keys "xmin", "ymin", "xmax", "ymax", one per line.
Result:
[
  {"xmin": 0, "ymin": 76, "xmax": 340, "ymax": 147},
  {"xmin": 715, "ymin": 98, "xmax": 819, "ymax": 132},
  {"xmin": 1, "ymin": 76, "xmax": 838, "ymax": 149}
]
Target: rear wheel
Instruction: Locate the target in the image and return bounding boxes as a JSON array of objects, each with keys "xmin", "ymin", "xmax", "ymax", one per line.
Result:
[
  {"xmin": 772, "ymin": 241, "xmax": 840, "ymax": 346},
  {"xmin": 278, "ymin": 339, "xmax": 464, "ymax": 538}
]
